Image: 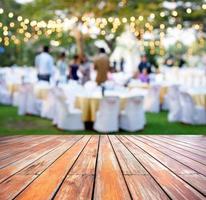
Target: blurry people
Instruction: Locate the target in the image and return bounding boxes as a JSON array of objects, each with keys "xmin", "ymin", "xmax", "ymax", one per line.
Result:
[
  {"xmin": 36, "ymin": 46, "xmax": 54, "ymax": 82},
  {"xmin": 165, "ymin": 55, "xmax": 175, "ymax": 67},
  {"xmin": 120, "ymin": 57, "xmax": 125, "ymax": 72},
  {"xmin": 178, "ymin": 56, "xmax": 186, "ymax": 68},
  {"xmin": 57, "ymin": 52, "xmax": 67, "ymax": 77},
  {"xmin": 93, "ymin": 48, "xmax": 110, "ymax": 85},
  {"xmin": 34, "ymin": 51, "xmax": 40, "ymax": 69},
  {"xmin": 139, "ymin": 68, "xmax": 150, "ymax": 83},
  {"xmin": 57, "ymin": 52, "xmax": 68, "ymax": 83},
  {"xmin": 113, "ymin": 60, "xmax": 117, "ymax": 71},
  {"xmin": 68, "ymin": 55, "xmax": 80, "ymax": 81},
  {"xmin": 80, "ymin": 55, "xmax": 91, "ymax": 84},
  {"xmin": 138, "ymin": 55, "xmax": 151, "ymax": 74}
]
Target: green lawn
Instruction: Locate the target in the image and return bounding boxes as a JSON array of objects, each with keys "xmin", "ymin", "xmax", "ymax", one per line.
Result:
[{"xmin": 0, "ymin": 104, "xmax": 205, "ymax": 135}]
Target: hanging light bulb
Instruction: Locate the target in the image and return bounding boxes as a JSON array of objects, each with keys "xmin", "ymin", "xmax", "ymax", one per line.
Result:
[
  {"xmin": 0, "ymin": 8, "xmax": 4, "ymax": 14},
  {"xmin": 186, "ymin": 8, "xmax": 192, "ymax": 14}
]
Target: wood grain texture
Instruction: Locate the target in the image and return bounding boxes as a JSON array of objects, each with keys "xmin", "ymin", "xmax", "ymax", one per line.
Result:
[
  {"xmin": 54, "ymin": 136, "xmax": 99, "ymax": 199},
  {"xmin": 118, "ymin": 136, "xmax": 205, "ymax": 200},
  {"xmin": 109, "ymin": 136, "xmax": 169, "ymax": 200},
  {"xmin": 125, "ymin": 135, "xmax": 206, "ymax": 196},
  {"xmin": 137, "ymin": 136, "xmax": 206, "ymax": 176},
  {"xmin": 93, "ymin": 135, "xmax": 131, "ymax": 200},
  {"xmin": 0, "ymin": 135, "xmax": 205, "ymax": 200},
  {"xmin": 0, "ymin": 136, "xmax": 82, "ymax": 200},
  {"xmin": 15, "ymin": 136, "xmax": 91, "ymax": 200}
]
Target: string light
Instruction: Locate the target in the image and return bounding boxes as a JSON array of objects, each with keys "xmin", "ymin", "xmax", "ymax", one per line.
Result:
[
  {"xmin": 172, "ymin": 11, "xmax": 178, "ymax": 17},
  {"xmin": 160, "ymin": 12, "xmax": 165, "ymax": 17},
  {"xmin": 186, "ymin": 8, "xmax": 192, "ymax": 14},
  {"xmin": 0, "ymin": 8, "xmax": 4, "ymax": 14},
  {"xmin": 130, "ymin": 16, "xmax": 135, "ymax": 22},
  {"xmin": 8, "ymin": 12, "xmax": 14, "ymax": 18},
  {"xmin": 17, "ymin": 16, "xmax": 23, "ymax": 21},
  {"xmin": 0, "ymin": 6, "xmax": 204, "ymax": 49},
  {"xmin": 10, "ymin": 22, "xmax": 15, "ymax": 28},
  {"xmin": 138, "ymin": 16, "xmax": 144, "ymax": 21}
]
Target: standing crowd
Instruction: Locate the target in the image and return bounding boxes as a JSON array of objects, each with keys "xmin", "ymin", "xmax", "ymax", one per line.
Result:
[
  {"xmin": 35, "ymin": 45, "xmax": 158, "ymax": 86},
  {"xmin": 35, "ymin": 46, "xmax": 111, "ymax": 86}
]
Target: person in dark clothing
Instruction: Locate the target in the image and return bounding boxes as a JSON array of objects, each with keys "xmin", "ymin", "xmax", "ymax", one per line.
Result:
[
  {"xmin": 164, "ymin": 55, "xmax": 175, "ymax": 67},
  {"xmin": 120, "ymin": 57, "xmax": 125, "ymax": 72},
  {"xmin": 138, "ymin": 55, "xmax": 151, "ymax": 74},
  {"xmin": 178, "ymin": 57, "xmax": 186, "ymax": 68},
  {"xmin": 68, "ymin": 55, "xmax": 80, "ymax": 81}
]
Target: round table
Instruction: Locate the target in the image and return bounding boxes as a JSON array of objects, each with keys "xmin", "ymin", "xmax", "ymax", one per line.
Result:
[
  {"xmin": 7, "ymin": 83, "xmax": 21, "ymax": 94},
  {"xmin": 75, "ymin": 95, "xmax": 129, "ymax": 122},
  {"xmin": 128, "ymin": 84, "xmax": 168, "ymax": 104},
  {"xmin": 34, "ymin": 87, "xmax": 51, "ymax": 100},
  {"xmin": 188, "ymin": 89, "xmax": 206, "ymax": 109}
]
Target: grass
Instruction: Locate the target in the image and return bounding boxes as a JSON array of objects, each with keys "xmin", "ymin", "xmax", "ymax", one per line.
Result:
[{"xmin": 0, "ymin": 104, "xmax": 206, "ymax": 135}]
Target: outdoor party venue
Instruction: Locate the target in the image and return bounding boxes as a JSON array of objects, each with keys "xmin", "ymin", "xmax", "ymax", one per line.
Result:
[{"xmin": 0, "ymin": 0, "xmax": 206, "ymax": 199}]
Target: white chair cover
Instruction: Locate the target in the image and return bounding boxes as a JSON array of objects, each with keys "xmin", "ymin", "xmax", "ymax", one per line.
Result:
[
  {"xmin": 17, "ymin": 85, "xmax": 29, "ymax": 115},
  {"xmin": 41, "ymin": 89, "xmax": 56, "ymax": 119},
  {"xmin": 0, "ymin": 85, "xmax": 12, "ymax": 105},
  {"xmin": 26, "ymin": 85, "xmax": 42, "ymax": 116},
  {"xmin": 144, "ymin": 85, "xmax": 160, "ymax": 113},
  {"xmin": 179, "ymin": 92, "xmax": 206, "ymax": 124},
  {"xmin": 56, "ymin": 95, "xmax": 84, "ymax": 130},
  {"xmin": 120, "ymin": 96, "xmax": 145, "ymax": 132},
  {"xmin": 94, "ymin": 96, "xmax": 120, "ymax": 132},
  {"xmin": 167, "ymin": 86, "xmax": 182, "ymax": 122}
]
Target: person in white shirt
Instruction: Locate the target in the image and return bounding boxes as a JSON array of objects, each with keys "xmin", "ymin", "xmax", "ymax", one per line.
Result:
[
  {"xmin": 56, "ymin": 52, "xmax": 68, "ymax": 83},
  {"xmin": 35, "ymin": 46, "xmax": 54, "ymax": 82}
]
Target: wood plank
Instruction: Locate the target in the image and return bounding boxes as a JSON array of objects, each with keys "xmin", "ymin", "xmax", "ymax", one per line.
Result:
[
  {"xmin": 164, "ymin": 136, "xmax": 206, "ymax": 148},
  {"xmin": 0, "ymin": 136, "xmax": 66, "ymax": 183},
  {"xmin": 147, "ymin": 136, "xmax": 206, "ymax": 158},
  {"xmin": 118, "ymin": 136, "xmax": 205, "ymax": 200},
  {"xmin": 15, "ymin": 136, "xmax": 91, "ymax": 200},
  {"xmin": 142, "ymin": 136, "xmax": 206, "ymax": 165},
  {"xmin": 54, "ymin": 175, "xmax": 93, "ymax": 200},
  {"xmin": 54, "ymin": 135, "xmax": 99, "ymax": 200},
  {"xmin": 161, "ymin": 136, "xmax": 206, "ymax": 153},
  {"xmin": 109, "ymin": 135, "xmax": 169, "ymax": 200},
  {"xmin": 0, "ymin": 136, "xmax": 47, "ymax": 155},
  {"xmin": 0, "ymin": 136, "xmax": 58, "ymax": 168},
  {"xmin": 136, "ymin": 136, "xmax": 206, "ymax": 176},
  {"xmin": 93, "ymin": 135, "xmax": 131, "ymax": 200},
  {"xmin": 0, "ymin": 136, "xmax": 82, "ymax": 200},
  {"xmin": 125, "ymin": 136, "xmax": 206, "ymax": 196},
  {"xmin": 0, "ymin": 135, "xmax": 25, "ymax": 143},
  {"xmin": 162, "ymin": 135, "xmax": 206, "ymax": 152}
]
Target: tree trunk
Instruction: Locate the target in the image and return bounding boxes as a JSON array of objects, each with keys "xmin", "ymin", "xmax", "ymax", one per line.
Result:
[{"xmin": 75, "ymin": 29, "xmax": 84, "ymax": 59}]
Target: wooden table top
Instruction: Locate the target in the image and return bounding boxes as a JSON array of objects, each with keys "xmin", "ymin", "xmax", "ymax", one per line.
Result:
[{"xmin": 0, "ymin": 135, "xmax": 206, "ymax": 200}]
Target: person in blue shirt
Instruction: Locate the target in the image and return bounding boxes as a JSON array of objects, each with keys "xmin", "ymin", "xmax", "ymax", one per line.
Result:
[
  {"xmin": 138, "ymin": 55, "xmax": 151, "ymax": 74},
  {"xmin": 68, "ymin": 55, "xmax": 80, "ymax": 81}
]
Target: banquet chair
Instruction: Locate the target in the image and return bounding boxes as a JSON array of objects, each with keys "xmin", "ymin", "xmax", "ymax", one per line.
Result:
[
  {"xmin": 179, "ymin": 92, "xmax": 206, "ymax": 125},
  {"xmin": 56, "ymin": 95, "xmax": 84, "ymax": 130},
  {"xmin": 26, "ymin": 86, "xmax": 42, "ymax": 116},
  {"xmin": 41, "ymin": 89, "xmax": 56, "ymax": 119},
  {"xmin": 167, "ymin": 86, "xmax": 182, "ymax": 122},
  {"xmin": 63, "ymin": 81, "xmax": 85, "ymax": 108},
  {"xmin": 94, "ymin": 96, "xmax": 120, "ymax": 132},
  {"xmin": 52, "ymin": 88, "xmax": 64, "ymax": 125},
  {"xmin": 120, "ymin": 96, "xmax": 145, "ymax": 132},
  {"xmin": 0, "ymin": 86, "xmax": 12, "ymax": 105},
  {"xmin": 144, "ymin": 85, "xmax": 160, "ymax": 113},
  {"xmin": 84, "ymin": 81, "xmax": 97, "ymax": 92},
  {"xmin": 17, "ymin": 85, "xmax": 29, "ymax": 115}
]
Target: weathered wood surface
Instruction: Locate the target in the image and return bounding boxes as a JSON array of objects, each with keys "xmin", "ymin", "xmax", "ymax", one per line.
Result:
[{"xmin": 0, "ymin": 135, "xmax": 205, "ymax": 200}]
